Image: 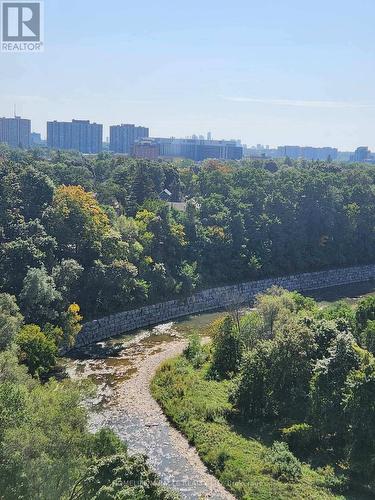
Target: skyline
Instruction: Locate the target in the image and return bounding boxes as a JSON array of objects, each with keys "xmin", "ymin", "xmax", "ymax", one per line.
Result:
[
  {"xmin": 2, "ymin": 112, "xmax": 371, "ymax": 153},
  {"xmin": 1, "ymin": 0, "xmax": 375, "ymax": 149}
]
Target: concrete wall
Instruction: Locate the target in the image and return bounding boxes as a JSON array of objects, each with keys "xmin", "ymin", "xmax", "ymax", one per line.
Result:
[{"xmin": 75, "ymin": 264, "xmax": 375, "ymax": 347}]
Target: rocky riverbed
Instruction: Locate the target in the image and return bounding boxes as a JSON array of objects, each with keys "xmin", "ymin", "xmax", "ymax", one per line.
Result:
[{"xmin": 66, "ymin": 315, "xmax": 234, "ymax": 499}]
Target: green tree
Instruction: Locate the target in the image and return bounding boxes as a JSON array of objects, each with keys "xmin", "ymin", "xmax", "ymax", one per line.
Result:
[
  {"xmin": 0, "ymin": 293, "xmax": 23, "ymax": 350},
  {"xmin": 15, "ymin": 324, "xmax": 57, "ymax": 376},
  {"xmin": 75, "ymin": 454, "xmax": 180, "ymax": 500},
  {"xmin": 233, "ymin": 320, "xmax": 316, "ymax": 420},
  {"xmin": 355, "ymin": 296, "xmax": 375, "ymax": 332},
  {"xmin": 210, "ymin": 316, "xmax": 242, "ymax": 379},
  {"xmin": 362, "ymin": 320, "xmax": 375, "ymax": 354},
  {"xmin": 60, "ymin": 303, "xmax": 83, "ymax": 349},
  {"xmin": 310, "ymin": 333, "xmax": 360, "ymax": 445},
  {"xmin": 255, "ymin": 287, "xmax": 296, "ymax": 338},
  {"xmin": 343, "ymin": 348, "xmax": 375, "ymax": 480},
  {"xmin": 19, "ymin": 267, "xmax": 62, "ymax": 325}
]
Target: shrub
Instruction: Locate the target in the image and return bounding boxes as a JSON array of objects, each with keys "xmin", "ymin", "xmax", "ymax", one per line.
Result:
[
  {"xmin": 265, "ymin": 441, "xmax": 302, "ymax": 483},
  {"xmin": 206, "ymin": 446, "xmax": 231, "ymax": 473},
  {"xmin": 15, "ymin": 324, "xmax": 57, "ymax": 376},
  {"xmin": 281, "ymin": 423, "xmax": 317, "ymax": 457},
  {"xmin": 183, "ymin": 333, "xmax": 206, "ymax": 368},
  {"xmin": 316, "ymin": 465, "xmax": 349, "ymax": 493}
]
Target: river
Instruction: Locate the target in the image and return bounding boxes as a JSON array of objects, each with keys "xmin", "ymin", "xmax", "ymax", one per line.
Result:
[{"xmin": 65, "ymin": 281, "xmax": 375, "ymax": 500}]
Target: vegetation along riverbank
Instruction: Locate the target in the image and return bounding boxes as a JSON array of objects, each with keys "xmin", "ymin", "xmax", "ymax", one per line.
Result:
[{"xmin": 152, "ymin": 287, "xmax": 375, "ymax": 499}]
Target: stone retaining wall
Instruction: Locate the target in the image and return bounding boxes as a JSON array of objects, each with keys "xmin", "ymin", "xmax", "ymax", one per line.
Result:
[{"xmin": 75, "ymin": 264, "xmax": 375, "ymax": 347}]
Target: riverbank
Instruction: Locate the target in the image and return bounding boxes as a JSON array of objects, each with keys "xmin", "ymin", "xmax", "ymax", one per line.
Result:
[
  {"xmin": 113, "ymin": 337, "xmax": 234, "ymax": 499},
  {"xmin": 152, "ymin": 354, "xmax": 339, "ymax": 500},
  {"xmin": 67, "ymin": 321, "xmax": 234, "ymax": 499}
]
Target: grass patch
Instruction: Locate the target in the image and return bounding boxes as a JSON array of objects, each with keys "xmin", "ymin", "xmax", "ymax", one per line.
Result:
[{"xmin": 152, "ymin": 356, "xmax": 344, "ymax": 500}]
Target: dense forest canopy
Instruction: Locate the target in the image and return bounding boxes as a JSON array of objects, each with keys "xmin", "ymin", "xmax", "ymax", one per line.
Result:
[{"xmin": 1, "ymin": 144, "xmax": 375, "ymax": 331}]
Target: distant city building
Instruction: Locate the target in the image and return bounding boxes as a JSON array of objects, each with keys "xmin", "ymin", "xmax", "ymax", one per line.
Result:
[
  {"xmin": 352, "ymin": 146, "xmax": 370, "ymax": 162},
  {"xmin": 30, "ymin": 132, "xmax": 44, "ymax": 146},
  {"xmin": 0, "ymin": 116, "xmax": 31, "ymax": 148},
  {"xmin": 133, "ymin": 139, "xmax": 159, "ymax": 159},
  {"xmin": 110, "ymin": 124, "xmax": 149, "ymax": 154},
  {"xmin": 277, "ymin": 145, "xmax": 338, "ymax": 161},
  {"xmin": 133, "ymin": 137, "xmax": 243, "ymax": 161},
  {"xmin": 336, "ymin": 151, "xmax": 352, "ymax": 162},
  {"xmin": 47, "ymin": 119, "xmax": 103, "ymax": 153}
]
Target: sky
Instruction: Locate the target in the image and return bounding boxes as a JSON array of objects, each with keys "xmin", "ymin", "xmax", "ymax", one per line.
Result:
[{"xmin": 1, "ymin": 0, "xmax": 375, "ymax": 149}]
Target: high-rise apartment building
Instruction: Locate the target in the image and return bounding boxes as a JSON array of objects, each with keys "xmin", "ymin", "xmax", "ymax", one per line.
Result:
[
  {"xmin": 0, "ymin": 116, "xmax": 31, "ymax": 148},
  {"xmin": 47, "ymin": 119, "xmax": 103, "ymax": 153},
  {"xmin": 110, "ymin": 124, "xmax": 149, "ymax": 154},
  {"xmin": 352, "ymin": 146, "xmax": 370, "ymax": 162}
]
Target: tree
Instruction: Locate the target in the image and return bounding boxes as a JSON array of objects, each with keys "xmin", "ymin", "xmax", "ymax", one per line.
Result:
[
  {"xmin": 310, "ymin": 319, "xmax": 340, "ymax": 359},
  {"xmin": 74, "ymin": 454, "xmax": 180, "ymax": 500},
  {"xmin": 52, "ymin": 259, "xmax": 83, "ymax": 307},
  {"xmin": 0, "ymin": 379, "xmax": 89, "ymax": 499},
  {"xmin": 355, "ymin": 296, "xmax": 375, "ymax": 332},
  {"xmin": 85, "ymin": 260, "xmax": 148, "ymax": 316},
  {"xmin": 46, "ymin": 185, "xmax": 110, "ymax": 265},
  {"xmin": 19, "ymin": 267, "xmax": 62, "ymax": 325},
  {"xmin": 210, "ymin": 316, "xmax": 242, "ymax": 379},
  {"xmin": 0, "ymin": 219, "xmax": 57, "ymax": 295},
  {"xmin": 15, "ymin": 324, "xmax": 57, "ymax": 376},
  {"xmin": 343, "ymin": 349, "xmax": 375, "ymax": 480},
  {"xmin": 238, "ymin": 311, "xmax": 264, "ymax": 350},
  {"xmin": 362, "ymin": 320, "xmax": 375, "ymax": 354},
  {"xmin": 0, "ymin": 293, "xmax": 23, "ymax": 350},
  {"xmin": 254, "ymin": 287, "xmax": 296, "ymax": 338},
  {"xmin": 310, "ymin": 333, "xmax": 361, "ymax": 445},
  {"xmin": 0, "ymin": 355, "xmax": 177, "ymax": 500},
  {"xmin": 60, "ymin": 303, "xmax": 83, "ymax": 349},
  {"xmin": 319, "ymin": 300, "xmax": 356, "ymax": 334},
  {"xmin": 232, "ymin": 320, "xmax": 316, "ymax": 420}
]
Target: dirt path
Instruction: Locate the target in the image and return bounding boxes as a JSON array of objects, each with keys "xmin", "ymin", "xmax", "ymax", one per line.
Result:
[{"xmin": 98, "ymin": 338, "xmax": 234, "ymax": 499}]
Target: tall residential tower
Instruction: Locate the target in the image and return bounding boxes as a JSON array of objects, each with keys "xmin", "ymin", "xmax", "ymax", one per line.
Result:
[
  {"xmin": 110, "ymin": 124, "xmax": 149, "ymax": 154},
  {"xmin": 47, "ymin": 119, "xmax": 103, "ymax": 153},
  {"xmin": 0, "ymin": 116, "xmax": 31, "ymax": 148}
]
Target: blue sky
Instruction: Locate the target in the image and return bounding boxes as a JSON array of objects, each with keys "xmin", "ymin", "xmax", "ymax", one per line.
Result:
[{"xmin": 1, "ymin": 0, "xmax": 375, "ymax": 149}]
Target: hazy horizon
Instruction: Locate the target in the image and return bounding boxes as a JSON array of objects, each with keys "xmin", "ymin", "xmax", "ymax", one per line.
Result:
[{"xmin": 1, "ymin": 0, "xmax": 375, "ymax": 150}]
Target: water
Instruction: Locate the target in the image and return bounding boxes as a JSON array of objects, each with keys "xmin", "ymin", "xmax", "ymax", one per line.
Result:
[
  {"xmin": 66, "ymin": 311, "xmax": 222, "ymax": 405},
  {"xmin": 65, "ymin": 280, "xmax": 375, "ymax": 499}
]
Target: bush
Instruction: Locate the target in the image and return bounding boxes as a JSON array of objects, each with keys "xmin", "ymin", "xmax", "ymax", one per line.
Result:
[
  {"xmin": 316, "ymin": 465, "xmax": 349, "ymax": 494},
  {"xmin": 206, "ymin": 446, "xmax": 231, "ymax": 473},
  {"xmin": 281, "ymin": 423, "xmax": 318, "ymax": 457},
  {"xmin": 265, "ymin": 442, "xmax": 302, "ymax": 483},
  {"xmin": 15, "ymin": 324, "xmax": 57, "ymax": 376}
]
